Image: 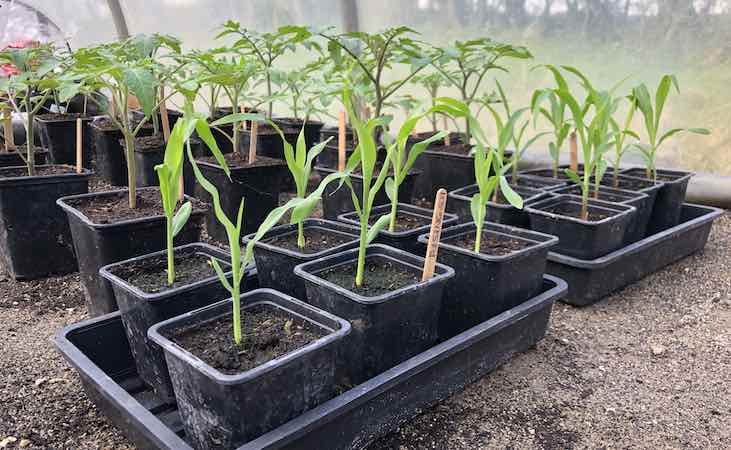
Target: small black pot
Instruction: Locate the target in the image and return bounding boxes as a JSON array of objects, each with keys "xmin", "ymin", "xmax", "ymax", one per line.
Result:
[
  {"xmin": 508, "ymin": 173, "xmax": 568, "ymax": 191},
  {"xmin": 0, "ymin": 165, "xmax": 91, "ymax": 279},
  {"xmin": 245, "ymin": 219, "xmax": 360, "ymax": 300},
  {"xmin": 337, "ymin": 203, "xmax": 459, "ymax": 255},
  {"xmin": 90, "ymin": 117, "xmax": 154, "ymax": 186},
  {"xmin": 411, "ymin": 144, "xmax": 472, "ymax": 202},
  {"xmin": 99, "ymin": 243, "xmax": 241, "ymax": 402},
  {"xmin": 314, "ymin": 125, "xmax": 356, "ymax": 169},
  {"xmin": 56, "ymin": 188, "xmax": 206, "ymax": 316},
  {"xmin": 551, "ymin": 184, "xmax": 652, "ymax": 244},
  {"xmin": 272, "ymin": 117, "xmax": 324, "ymax": 149},
  {"xmin": 447, "ymin": 184, "xmax": 549, "ymax": 227},
  {"xmin": 316, "ymin": 166, "xmax": 421, "ymax": 220},
  {"xmin": 0, "ymin": 148, "xmax": 48, "ymax": 168},
  {"xmin": 35, "ymin": 114, "xmax": 94, "ymax": 168},
  {"xmin": 122, "ymin": 135, "xmax": 203, "ymax": 192},
  {"xmin": 194, "ymin": 157, "xmax": 288, "ymax": 242},
  {"xmin": 239, "ymin": 124, "xmax": 298, "ymax": 160},
  {"xmin": 148, "ymin": 289, "xmax": 351, "ymax": 450},
  {"xmin": 518, "ymin": 167, "xmax": 576, "ymax": 182},
  {"xmin": 619, "ymin": 167, "xmax": 692, "ymax": 234},
  {"xmin": 294, "ymin": 244, "xmax": 454, "ymax": 383},
  {"xmin": 418, "ymin": 221, "xmax": 558, "ymax": 340},
  {"xmin": 526, "ymin": 194, "xmax": 635, "ymax": 259}
]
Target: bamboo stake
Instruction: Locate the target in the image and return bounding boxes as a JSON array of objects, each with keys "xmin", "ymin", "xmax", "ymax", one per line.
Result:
[
  {"xmin": 338, "ymin": 110, "xmax": 346, "ymax": 172},
  {"xmin": 248, "ymin": 121, "xmax": 258, "ymax": 164},
  {"xmin": 569, "ymin": 131, "xmax": 578, "ymax": 172},
  {"xmin": 443, "ymin": 115, "xmax": 451, "ymax": 146},
  {"xmin": 422, "ymin": 188, "xmax": 448, "ymax": 282},
  {"xmin": 240, "ymin": 105, "xmax": 247, "ymax": 131},
  {"xmin": 3, "ymin": 109, "xmax": 13, "ymax": 151},
  {"xmin": 76, "ymin": 118, "xmax": 83, "ymax": 174}
]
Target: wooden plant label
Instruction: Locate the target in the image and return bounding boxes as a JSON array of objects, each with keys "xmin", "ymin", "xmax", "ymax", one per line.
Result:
[
  {"xmin": 569, "ymin": 131, "xmax": 578, "ymax": 172},
  {"xmin": 422, "ymin": 188, "xmax": 448, "ymax": 281},
  {"xmin": 76, "ymin": 118, "xmax": 83, "ymax": 174},
  {"xmin": 443, "ymin": 116, "xmax": 451, "ymax": 146},
  {"xmin": 338, "ymin": 110, "xmax": 346, "ymax": 171},
  {"xmin": 159, "ymin": 86, "xmax": 171, "ymax": 142},
  {"xmin": 240, "ymin": 105, "xmax": 247, "ymax": 131},
  {"xmin": 248, "ymin": 120, "xmax": 258, "ymax": 164},
  {"xmin": 3, "ymin": 109, "xmax": 13, "ymax": 151}
]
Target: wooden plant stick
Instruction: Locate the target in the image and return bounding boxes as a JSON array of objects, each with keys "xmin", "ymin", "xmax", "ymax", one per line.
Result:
[
  {"xmin": 422, "ymin": 188, "xmax": 448, "ymax": 281},
  {"xmin": 76, "ymin": 118, "xmax": 83, "ymax": 174},
  {"xmin": 569, "ymin": 131, "xmax": 578, "ymax": 172},
  {"xmin": 338, "ymin": 110, "xmax": 346, "ymax": 171},
  {"xmin": 240, "ymin": 105, "xmax": 247, "ymax": 131},
  {"xmin": 443, "ymin": 115, "xmax": 451, "ymax": 146},
  {"xmin": 248, "ymin": 121, "xmax": 258, "ymax": 164},
  {"xmin": 3, "ymin": 109, "xmax": 13, "ymax": 151}
]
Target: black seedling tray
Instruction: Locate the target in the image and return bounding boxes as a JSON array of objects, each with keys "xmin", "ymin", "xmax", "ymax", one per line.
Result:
[
  {"xmin": 55, "ymin": 276, "xmax": 567, "ymax": 450},
  {"xmin": 547, "ymin": 204, "xmax": 722, "ymax": 306}
]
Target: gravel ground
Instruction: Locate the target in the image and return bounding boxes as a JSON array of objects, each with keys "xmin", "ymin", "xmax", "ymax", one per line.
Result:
[{"xmin": 0, "ymin": 184, "xmax": 729, "ymax": 449}]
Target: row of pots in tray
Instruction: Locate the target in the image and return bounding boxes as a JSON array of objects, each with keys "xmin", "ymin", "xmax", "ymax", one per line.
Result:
[{"xmin": 96, "ymin": 213, "xmax": 559, "ymax": 449}]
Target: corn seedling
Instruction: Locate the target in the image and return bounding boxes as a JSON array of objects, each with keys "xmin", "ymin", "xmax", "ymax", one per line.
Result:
[
  {"xmin": 608, "ymin": 94, "xmax": 639, "ymax": 187},
  {"xmin": 630, "ymin": 75, "xmax": 710, "ymax": 182}
]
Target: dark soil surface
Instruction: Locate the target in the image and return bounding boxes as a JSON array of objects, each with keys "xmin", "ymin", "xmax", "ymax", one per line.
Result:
[
  {"xmin": 559, "ymin": 186, "xmax": 632, "ymax": 203},
  {"xmin": 542, "ymin": 201, "xmax": 615, "ymax": 221},
  {"xmin": 512, "ymin": 176, "xmax": 566, "ymax": 190},
  {"xmin": 263, "ymin": 227, "xmax": 357, "ymax": 254},
  {"xmin": 367, "ymin": 211, "xmax": 432, "ymax": 232},
  {"xmin": 0, "ymin": 165, "xmax": 78, "ymax": 178},
  {"xmin": 197, "ymin": 152, "xmax": 284, "ymax": 170},
  {"xmin": 320, "ymin": 257, "xmax": 422, "ymax": 297},
  {"xmin": 603, "ymin": 176, "xmax": 658, "ymax": 190},
  {"xmin": 108, "ymin": 253, "xmax": 221, "ymax": 294},
  {"xmin": 1, "ymin": 172, "xmax": 729, "ymax": 449},
  {"xmin": 126, "ymin": 134, "xmax": 165, "ymax": 152},
  {"xmin": 35, "ymin": 113, "xmax": 89, "ymax": 121},
  {"xmin": 91, "ymin": 116, "xmax": 152, "ymax": 132},
  {"xmin": 408, "ymin": 131, "xmax": 464, "ymax": 147},
  {"xmin": 169, "ymin": 305, "xmax": 324, "ymax": 375},
  {"xmin": 431, "ymin": 143, "xmax": 473, "ymax": 156},
  {"xmin": 522, "ymin": 169, "xmax": 573, "ymax": 180},
  {"xmin": 446, "ymin": 231, "xmax": 535, "ymax": 256},
  {"xmin": 64, "ymin": 189, "xmax": 206, "ymax": 224},
  {"xmin": 622, "ymin": 169, "xmax": 688, "ymax": 183}
]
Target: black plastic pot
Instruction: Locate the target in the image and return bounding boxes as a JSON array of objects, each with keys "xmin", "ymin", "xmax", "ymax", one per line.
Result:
[
  {"xmin": 548, "ymin": 204, "xmax": 721, "ymax": 306},
  {"xmin": 193, "ymin": 157, "xmax": 288, "ymax": 242},
  {"xmin": 619, "ymin": 167, "xmax": 693, "ymax": 234},
  {"xmin": 272, "ymin": 117, "xmax": 324, "ymax": 149},
  {"xmin": 314, "ymin": 125, "xmax": 356, "ymax": 169},
  {"xmin": 526, "ymin": 194, "xmax": 636, "ymax": 259},
  {"xmin": 316, "ymin": 166, "xmax": 420, "ymax": 220},
  {"xmin": 508, "ymin": 173, "xmax": 567, "ymax": 191},
  {"xmin": 294, "ymin": 244, "xmax": 454, "ymax": 383},
  {"xmin": 148, "ymin": 289, "xmax": 351, "ymax": 450},
  {"xmin": 551, "ymin": 184, "xmax": 652, "ymax": 244},
  {"xmin": 0, "ymin": 166, "xmax": 91, "ymax": 279},
  {"xmin": 90, "ymin": 117, "xmax": 154, "ymax": 186},
  {"xmin": 518, "ymin": 167, "xmax": 576, "ymax": 182},
  {"xmin": 35, "ymin": 114, "xmax": 94, "ymax": 168},
  {"xmin": 123, "ymin": 135, "xmax": 203, "ymax": 190},
  {"xmin": 57, "ymin": 188, "xmax": 206, "ymax": 317},
  {"xmin": 447, "ymin": 184, "xmax": 549, "ymax": 226},
  {"xmin": 54, "ymin": 276, "xmax": 566, "ymax": 450},
  {"xmin": 418, "ymin": 221, "xmax": 558, "ymax": 340},
  {"xmin": 99, "ymin": 243, "xmax": 242, "ymax": 403},
  {"xmin": 239, "ymin": 123, "xmax": 298, "ymax": 160},
  {"xmin": 337, "ymin": 203, "xmax": 459, "ymax": 255},
  {"xmin": 245, "ymin": 219, "xmax": 360, "ymax": 300},
  {"xmin": 0, "ymin": 148, "xmax": 48, "ymax": 168},
  {"xmin": 411, "ymin": 145, "xmax": 473, "ymax": 202}
]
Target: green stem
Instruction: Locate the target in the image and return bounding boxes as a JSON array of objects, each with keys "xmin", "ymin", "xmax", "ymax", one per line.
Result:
[
  {"xmin": 474, "ymin": 211, "xmax": 483, "ymax": 253},
  {"xmin": 355, "ymin": 218, "xmax": 367, "ymax": 288},
  {"xmin": 26, "ymin": 111, "xmax": 35, "ymax": 177},
  {"xmin": 123, "ymin": 131, "xmax": 137, "ymax": 209},
  {"xmin": 231, "ymin": 242, "xmax": 242, "ymax": 345},
  {"xmin": 166, "ymin": 216, "xmax": 174, "ymax": 286}
]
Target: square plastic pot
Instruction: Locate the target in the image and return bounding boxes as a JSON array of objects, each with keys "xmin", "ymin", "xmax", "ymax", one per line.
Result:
[
  {"xmin": 411, "ymin": 146, "xmax": 472, "ymax": 202},
  {"xmin": 316, "ymin": 166, "xmax": 420, "ymax": 220},
  {"xmin": 336, "ymin": 203, "xmax": 459, "ymax": 255},
  {"xmin": 57, "ymin": 188, "xmax": 206, "ymax": 317},
  {"xmin": 193, "ymin": 158, "xmax": 288, "ymax": 242},
  {"xmin": 35, "ymin": 115, "xmax": 94, "ymax": 168},
  {"xmin": 0, "ymin": 149, "xmax": 48, "ymax": 168},
  {"xmin": 99, "ymin": 243, "xmax": 244, "ymax": 402},
  {"xmin": 447, "ymin": 183, "xmax": 549, "ymax": 227},
  {"xmin": 239, "ymin": 125, "xmax": 298, "ymax": 160},
  {"xmin": 507, "ymin": 174, "xmax": 567, "ymax": 191},
  {"xmin": 0, "ymin": 165, "xmax": 91, "ymax": 279},
  {"xmin": 294, "ymin": 244, "xmax": 454, "ymax": 383},
  {"xmin": 526, "ymin": 194, "xmax": 636, "ymax": 259},
  {"xmin": 90, "ymin": 118, "xmax": 154, "ymax": 186},
  {"xmin": 147, "ymin": 289, "xmax": 351, "ymax": 450},
  {"xmin": 418, "ymin": 221, "xmax": 558, "ymax": 339},
  {"xmin": 272, "ymin": 117, "xmax": 324, "ymax": 149},
  {"xmin": 619, "ymin": 167, "xmax": 693, "ymax": 234},
  {"xmin": 551, "ymin": 184, "xmax": 652, "ymax": 244},
  {"xmin": 245, "ymin": 219, "xmax": 360, "ymax": 300}
]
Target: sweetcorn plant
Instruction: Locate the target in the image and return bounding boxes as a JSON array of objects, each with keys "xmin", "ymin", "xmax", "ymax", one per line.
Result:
[
  {"xmin": 630, "ymin": 75, "xmax": 709, "ymax": 182},
  {"xmin": 531, "ymin": 67, "xmax": 572, "ymax": 179},
  {"xmin": 411, "ymin": 72, "xmax": 451, "ymax": 132},
  {"xmin": 434, "ymin": 98, "xmax": 523, "ymax": 252}
]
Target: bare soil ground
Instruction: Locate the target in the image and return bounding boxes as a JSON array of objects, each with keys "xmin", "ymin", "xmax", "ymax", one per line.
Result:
[{"xmin": 0, "ymin": 182, "xmax": 728, "ymax": 449}]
